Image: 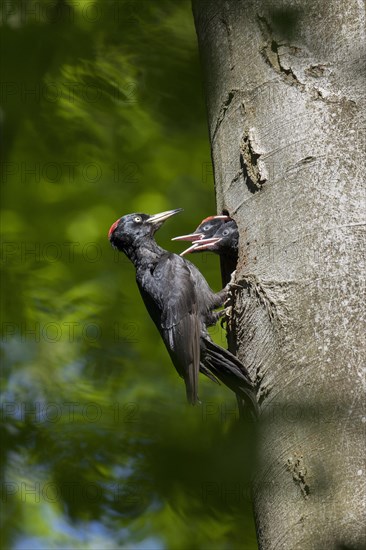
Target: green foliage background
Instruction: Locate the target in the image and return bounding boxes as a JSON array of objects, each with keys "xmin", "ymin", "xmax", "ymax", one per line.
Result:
[{"xmin": 1, "ymin": 1, "xmax": 257, "ymax": 548}]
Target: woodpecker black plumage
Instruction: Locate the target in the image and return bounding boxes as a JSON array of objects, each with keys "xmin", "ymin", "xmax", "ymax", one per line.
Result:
[
  {"xmin": 172, "ymin": 215, "xmax": 230, "ymax": 247},
  {"xmin": 109, "ymin": 209, "xmax": 257, "ymax": 415},
  {"xmin": 187, "ymin": 219, "xmax": 238, "ymax": 255},
  {"xmin": 174, "ymin": 215, "xmax": 239, "ymax": 286}
]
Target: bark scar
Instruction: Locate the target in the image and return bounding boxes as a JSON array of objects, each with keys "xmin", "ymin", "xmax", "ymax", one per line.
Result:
[
  {"xmin": 257, "ymin": 15, "xmax": 305, "ymax": 90},
  {"xmin": 257, "ymin": 15, "xmax": 356, "ymax": 105},
  {"xmin": 240, "ymin": 134, "xmax": 267, "ymax": 193},
  {"xmin": 211, "ymin": 88, "xmax": 240, "ymax": 142},
  {"xmin": 287, "ymin": 453, "xmax": 310, "ymax": 499},
  {"xmin": 220, "ymin": 13, "xmax": 234, "ymax": 70}
]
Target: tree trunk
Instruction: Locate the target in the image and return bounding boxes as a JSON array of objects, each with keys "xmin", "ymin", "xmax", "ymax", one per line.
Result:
[{"xmin": 192, "ymin": 1, "xmax": 365, "ymax": 549}]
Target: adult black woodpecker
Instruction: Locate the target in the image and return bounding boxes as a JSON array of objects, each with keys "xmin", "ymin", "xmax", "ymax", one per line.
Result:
[
  {"xmin": 109, "ymin": 209, "xmax": 257, "ymax": 415},
  {"xmin": 173, "ymin": 215, "xmax": 239, "ymax": 287}
]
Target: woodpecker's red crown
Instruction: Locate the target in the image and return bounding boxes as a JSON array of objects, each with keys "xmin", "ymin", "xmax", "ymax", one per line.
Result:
[{"xmin": 108, "ymin": 219, "xmax": 120, "ymax": 239}]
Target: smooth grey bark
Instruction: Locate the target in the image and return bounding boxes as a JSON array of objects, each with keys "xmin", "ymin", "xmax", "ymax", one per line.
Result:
[{"xmin": 192, "ymin": 1, "xmax": 365, "ymax": 549}]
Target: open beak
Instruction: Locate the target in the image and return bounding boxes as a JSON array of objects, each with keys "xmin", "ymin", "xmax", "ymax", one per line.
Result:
[
  {"xmin": 180, "ymin": 237, "xmax": 221, "ymax": 256},
  {"xmin": 172, "ymin": 215, "xmax": 231, "ymax": 243},
  {"xmin": 172, "ymin": 232, "xmax": 203, "ymax": 242},
  {"xmin": 180, "ymin": 242, "xmax": 201, "ymax": 256},
  {"xmin": 147, "ymin": 208, "xmax": 183, "ymax": 225}
]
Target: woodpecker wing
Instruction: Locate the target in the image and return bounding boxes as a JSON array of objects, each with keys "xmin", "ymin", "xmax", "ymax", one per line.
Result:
[{"xmin": 137, "ymin": 253, "xmax": 201, "ymax": 405}]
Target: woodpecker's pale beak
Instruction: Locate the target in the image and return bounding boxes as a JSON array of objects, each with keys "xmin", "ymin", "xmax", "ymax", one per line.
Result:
[
  {"xmin": 172, "ymin": 232, "xmax": 203, "ymax": 242},
  {"xmin": 173, "ymin": 215, "xmax": 230, "ymax": 242},
  {"xmin": 180, "ymin": 237, "xmax": 221, "ymax": 256},
  {"xmin": 147, "ymin": 208, "xmax": 183, "ymax": 225}
]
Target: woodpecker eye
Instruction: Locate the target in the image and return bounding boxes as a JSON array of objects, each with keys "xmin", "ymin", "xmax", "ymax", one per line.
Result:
[
  {"xmin": 222, "ymin": 229, "xmax": 230, "ymax": 236},
  {"xmin": 134, "ymin": 216, "xmax": 142, "ymax": 223},
  {"xmin": 203, "ymin": 225, "xmax": 210, "ymax": 232}
]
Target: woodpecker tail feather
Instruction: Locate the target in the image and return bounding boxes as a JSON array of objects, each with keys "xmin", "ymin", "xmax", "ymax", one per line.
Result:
[
  {"xmin": 201, "ymin": 337, "xmax": 259, "ymax": 418},
  {"xmin": 199, "ymin": 365, "xmax": 220, "ymax": 384}
]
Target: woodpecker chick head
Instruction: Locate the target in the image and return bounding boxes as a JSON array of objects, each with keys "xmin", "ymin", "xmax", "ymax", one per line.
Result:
[
  {"xmin": 109, "ymin": 209, "xmax": 183, "ymax": 252},
  {"xmin": 172, "ymin": 215, "xmax": 231, "ymax": 255},
  {"xmin": 172, "ymin": 215, "xmax": 230, "ymax": 243},
  {"xmin": 172, "ymin": 215, "xmax": 235, "ymax": 256},
  {"xmin": 190, "ymin": 219, "xmax": 238, "ymax": 254}
]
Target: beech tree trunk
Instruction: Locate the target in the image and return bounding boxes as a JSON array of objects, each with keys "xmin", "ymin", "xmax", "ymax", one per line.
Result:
[{"xmin": 192, "ymin": 1, "xmax": 365, "ymax": 549}]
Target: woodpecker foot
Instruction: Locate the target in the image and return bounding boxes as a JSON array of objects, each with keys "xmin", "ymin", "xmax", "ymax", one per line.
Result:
[
  {"xmin": 228, "ymin": 269, "xmax": 241, "ymax": 289},
  {"xmin": 225, "ymin": 305, "xmax": 233, "ymax": 321},
  {"xmin": 220, "ymin": 305, "xmax": 233, "ymax": 329},
  {"xmin": 223, "ymin": 270, "xmax": 240, "ymax": 300}
]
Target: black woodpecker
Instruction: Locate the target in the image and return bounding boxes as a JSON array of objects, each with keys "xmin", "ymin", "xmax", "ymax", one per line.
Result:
[
  {"xmin": 174, "ymin": 215, "xmax": 239, "ymax": 287},
  {"xmin": 109, "ymin": 209, "xmax": 257, "ymax": 415},
  {"xmin": 172, "ymin": 215, "xmax": 230, "ymax": 248}
]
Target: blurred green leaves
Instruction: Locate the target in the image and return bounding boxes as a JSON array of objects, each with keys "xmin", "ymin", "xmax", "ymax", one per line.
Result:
[{"xmin": 1, "ymin": 1, "xmax": 257, "ymax": 548}]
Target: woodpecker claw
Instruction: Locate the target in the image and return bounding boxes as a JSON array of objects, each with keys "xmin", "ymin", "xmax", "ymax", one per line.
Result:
[
  {"xmin": 229, "ymin": 282, "xmax": 241, "ymax": 291},
  {"xmin": 221, "ymin": 271, "xmax": 239, "ymax": 330},
  {"xmin": 223, "ymin": 272, "xmax": 240, "ymax": 306},
  {"xmin": 226, "ymin": 305, "xmax": 233, "ymax": 321},
  {"xmin": 228, "ymin": 270, "xmax": 241, "ymax": 288},
  {"xmin": 220, "ymin": 305, "xmax": 233, "ymax": 329}
]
